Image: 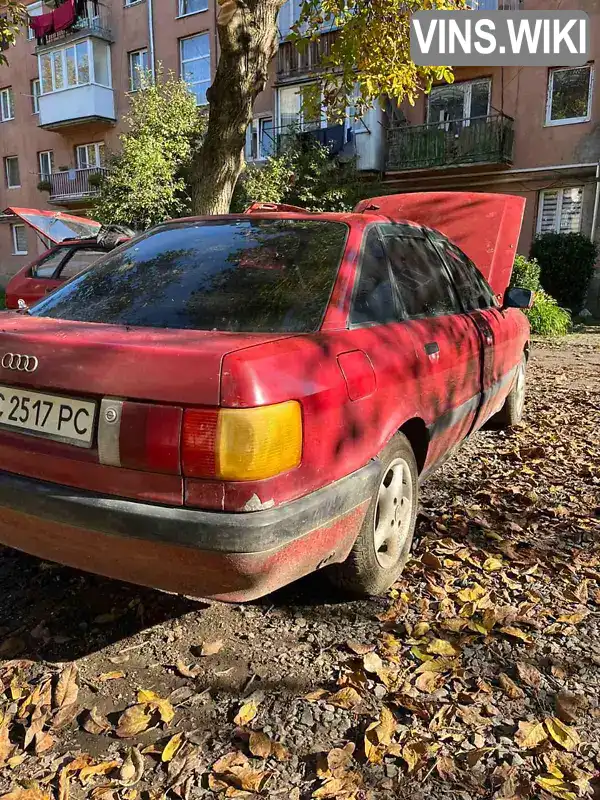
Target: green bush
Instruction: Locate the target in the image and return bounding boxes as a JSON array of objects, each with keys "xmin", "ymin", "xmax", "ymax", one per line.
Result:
[
  {"xmin": 525, "ymin": 289, "xmax": 572, "ymax": 337},
  {"xmin": 510, "ymin": 254, "xmax": 571, "ymax": 336},
  {"xmin": 530, "ymin": 232, "xmax": 598, "ymax": 311}
]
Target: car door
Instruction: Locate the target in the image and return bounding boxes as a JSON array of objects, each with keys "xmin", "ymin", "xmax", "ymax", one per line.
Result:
[
  {"xmin": 57, "ymin": 247, "xmax": 108, "ymax": 283},
  {"xmin": 378, "ymin": 223, "xmax": 483, "ymax": 468},
  {"xmin": 18, "ymin": 247, "xmax": 71, "ymax": 306},
  {"xmin": 430, "ymin": 233, "xmax": 517, "ymax": 426}
]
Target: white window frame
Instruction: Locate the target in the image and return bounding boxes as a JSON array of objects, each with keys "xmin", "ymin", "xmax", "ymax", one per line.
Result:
[
  {"xmin": 536, "ymin": 187, "xmax": 584, "ymax": 235},
  {"xmin": 5, "ymin": 156, "xmax": 20, "ymax": 188},
  {"xmin": 11, "ymin": 224, "xmax": 28, "ymax": 256},
  {"xmin": 128, "ymin": 48, "xmax": 149, "ymax": 91},
  {"xmin": 177, "ymin": 0, "xmax": 208, "ymax": 17},
  {"xmin": 180, "ymin": 33, "xmax": 210, "ymax": 106},
  {"xmin": 38, "ymin": 39, "xmax": 111, "ymax": 95},
  {"xmin": 124, "ymin": 0, "xmax": 143, "ymax": 5},
  {"xmin": 27, "ymin": 1, "xmax": 43, "ymax": 40},
  {"xmin": 39, "ymin": 150, "xmax": 54, "ymax": 178},
  {"xmin": 0, "ymin": 87, "xmax": 15, "ymax": 122},
  {"xmin": 545, "ymin": 65, "xmax": 594, "ymax": 127},
  {"xmin": 427, "ymin": 78, "xmax": 491, "ymax": 126},
  {"xmin": 31, "ymin": 78, "xmax": 41, "ymax": 114},
  {"xmin": 246, "ymin": 117, "xmax": 275, "ymax": 162},
  {"xmin": 76, "ymin": 142, "xmax": 105, "ymax": 169}
]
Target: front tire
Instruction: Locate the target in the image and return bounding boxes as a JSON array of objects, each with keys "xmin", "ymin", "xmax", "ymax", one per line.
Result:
[
  {"xmin": 493, "ymin": 354, "xmax": 527, "ymax": 428},
  {"xmin": 328, "ymin": 433, "xmax": 418, "ymax": 597}
]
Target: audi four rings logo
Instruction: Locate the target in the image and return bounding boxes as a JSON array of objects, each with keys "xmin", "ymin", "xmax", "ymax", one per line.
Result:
[{"xmin": 1, "ymin": 353, "xmax": 39, "ymax": 372}]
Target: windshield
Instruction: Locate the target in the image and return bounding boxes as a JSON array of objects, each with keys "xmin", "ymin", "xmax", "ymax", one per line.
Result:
[{"xmin": 31, "ymin": 219, "xmax": 348, "ymax": 333}]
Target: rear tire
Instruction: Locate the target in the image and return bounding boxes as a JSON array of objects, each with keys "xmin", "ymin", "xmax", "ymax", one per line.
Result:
[
  {"xmin": 493, "ymin": 355, "xmax": 527, "ymax": 428},
  {"xmin": 328, "ymin": 433, "xmax": 418, "ymax": 597}
]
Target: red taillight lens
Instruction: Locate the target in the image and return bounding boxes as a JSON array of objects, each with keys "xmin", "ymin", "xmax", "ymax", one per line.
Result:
[
  {"xmin": 98, "ymin": 399, "xmax": 182, "ymax": 475},
  {"xmin": 181, "ymin": 408, "xmax": 219, "ymax": 478}
]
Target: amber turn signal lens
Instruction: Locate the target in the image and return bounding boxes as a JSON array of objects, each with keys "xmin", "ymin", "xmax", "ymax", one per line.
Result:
[{"xmin": 218, "ymin": 401, "xmax": 302, "ymax": 481}]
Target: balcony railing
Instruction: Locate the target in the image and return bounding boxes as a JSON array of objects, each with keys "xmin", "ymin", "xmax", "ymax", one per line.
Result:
[
  {"xmin": 249, "ymin": 123, "xmax": 349, "ymax": 160},
  {"xmin": 386, "ymin": 113, "xmax": 514, "ymax": 172},
  {"xmin": 36, "ymin": 2, "xmax": 112, "ymax": 47},
  {"xmin": 41, "ymin": 167, "xmax": 107, "ymax": 203},
  {"xmin": 277, "ymin": 31, "xmax": 338, "ymax": 80}
]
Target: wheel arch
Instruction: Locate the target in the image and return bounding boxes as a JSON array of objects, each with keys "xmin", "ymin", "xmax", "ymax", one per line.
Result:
[{"xmin": 398, "ymin": 417, "xmax": 429, "ymax": 475}]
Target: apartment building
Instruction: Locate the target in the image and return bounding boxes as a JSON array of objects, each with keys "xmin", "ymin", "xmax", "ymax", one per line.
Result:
[
  {"xmin": 0, "ymin": 0, "xmax": 215, "ymax": 283},
  {"xmin": 1, "ymin": 0, "xmax": 598, "ymax": 308}
]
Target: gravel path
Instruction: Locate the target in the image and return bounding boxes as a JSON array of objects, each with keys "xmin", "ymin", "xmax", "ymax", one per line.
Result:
[{"xmin": 0, "ymin": 331, "xmax": 598, "ymax": 800}]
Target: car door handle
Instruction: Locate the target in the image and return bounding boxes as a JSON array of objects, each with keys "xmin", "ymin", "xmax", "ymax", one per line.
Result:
[{"xmin": 424, "ymin": 342, "xmax": 440, "ymax": 356}]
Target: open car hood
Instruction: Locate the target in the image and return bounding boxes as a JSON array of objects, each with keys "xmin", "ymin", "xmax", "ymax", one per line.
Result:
[
  {"xmin": 4, "ymin": 207, "xmax": 101, "ymax": 244},
  {"xmin": 355, "ymin": 192, "xmax": 526, "ymax": 297}
]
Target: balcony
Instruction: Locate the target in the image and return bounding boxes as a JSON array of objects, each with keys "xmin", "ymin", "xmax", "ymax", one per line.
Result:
[
  {"xmin": 41, "ymin": 167, "xmax": 108, "ymax": 205},
  {"xmin": 277, "ymin": 32, "xmax": 338, "ymax": 81},
  {"xmin": 386, "ymin": 114, "xmax": 514, "ymax": 173},
  {"xmin": 34, "ymin": 2, "xmax": 112, "ymax": 49},
  {"xmin": 38, "ymin": 82, "xmax": 115, "ymax": 131}
]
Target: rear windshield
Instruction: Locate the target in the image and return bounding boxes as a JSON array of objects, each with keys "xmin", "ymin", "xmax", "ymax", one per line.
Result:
[{"xmin": 31, "ymin": 219, "xmax": 348, "ymax": 333}]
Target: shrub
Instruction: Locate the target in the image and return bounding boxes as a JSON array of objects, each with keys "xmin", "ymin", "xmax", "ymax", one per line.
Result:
[
  {"xmin": 510, "ymin": 254, "xmax": 571, "ymax": 336},
  {"xmin": 37, "ymin": 179, "xmax": 51, "ymax": 192},
  {"xmin": 530, "ymin": 232, "xmax": 598, "ymax": 311}
]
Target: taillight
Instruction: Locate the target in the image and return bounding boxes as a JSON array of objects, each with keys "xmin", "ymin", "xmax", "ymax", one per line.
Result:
[
  {"xmin": 98, "ymin": 399, "xmax": 182, "ymax": 475},
  {"xmin": 182, "ymin": 401, "xmax": 302, "ymax": 481}
]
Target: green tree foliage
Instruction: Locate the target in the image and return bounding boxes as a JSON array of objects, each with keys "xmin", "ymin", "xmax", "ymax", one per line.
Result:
[
  {"xmin": 94, "ymin": 71, "xmax": 206, "ymax": 230},
  {"xmin": 510, "ymin": 254, "xmax": 571, "ymax": 337},
  {"xmin": 0, "ymin": 1, "xmax": 25, "ymax": 65},
  {"xmin": 530, "ymin": 232, "xmax": 598, "ymax": 312},
  {"xmin": 232, "ymin": 134, "xmax": 382, "ymax": 212}
]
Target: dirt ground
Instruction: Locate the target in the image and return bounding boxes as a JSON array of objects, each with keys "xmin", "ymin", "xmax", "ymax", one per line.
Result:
[{"xmin": 0, "ymin": 330, "xmax": 599, "ymax": 800}]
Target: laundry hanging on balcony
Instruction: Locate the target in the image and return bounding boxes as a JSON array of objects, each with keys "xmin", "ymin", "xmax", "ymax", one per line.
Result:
[
  {"xmin": 29, "ymin": 0, "xmax": 80, "ymax": 45},
  {"xmin": 29, "ymin": 11, "xmax": 55, "ymax": 44},
  {"xmin": 53, "ymin": 0, "xmax": 77, "ymax": 32}
]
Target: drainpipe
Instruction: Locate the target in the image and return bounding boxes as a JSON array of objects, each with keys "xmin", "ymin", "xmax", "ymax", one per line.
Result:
[
  {"xmin": 591, "ymin": 161, "xmax": 600, "ymax": 243},
  {"xmin": 147, "ymin": 0, "xmax": 156, "ymax": 81}
]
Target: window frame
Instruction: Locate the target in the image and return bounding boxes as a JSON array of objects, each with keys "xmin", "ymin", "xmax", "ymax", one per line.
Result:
[
  {"xmin": 38, "ymin": 149, "xmax": 54, "ymax": 179},
  {"xmin": 536, "ymin": 187, "xmax": 584, "ymax": 235},
  {"xmin": 427, "ymin": 78, "xmax": 491, "ymax": 125},
  {"xmin": 5, "ymin": 155, "xmax": 20, "ymax": 188},
  {"xmin": 545, "ymin": 65, "xmax": 594, "ymax": 127},
  {"xmin": 38, "ymin": 38, "xmax": 111, "ymax": 95},
  {"xmin": 31, "ymin": 78, "xmax": 41, "ymax": 114},
  {"xmin": 57, "ymin": 246, "xmax": 108, "ymax": 280},
  {"xmin": 428, "ymin": 230, "xmax": 497, "ymax": 313},
  {"xmin": 11, "ymin": 224, "xmax": 28, "ymax": 256},
  {"xmin": 177, "ymin": 0, "xmax": 209, "ymax": 17},
  {"xmin": 0, "ymin": 87, "xmax": 15, "ymax": 122},
  {"xmin": 245, "ymin": 116, "xmax": 275, "ymax": 161},
  {"xmin": 31, "ymin": 246, "xmax": 72, "ymax": 279},
  {"xmin": 128, "ymin": 48, "xmax": 149, "ymax": 91},
  {"xmin": 76, "ymin": 142, "xmax": 105, "ymax": 169},
  {"xmin": 349, "ymin": 224, "xmax": 401, "ymax": 328},
  {"xmin": 179, "ymin": 32, "xmax": 210, "ymax": 106}
]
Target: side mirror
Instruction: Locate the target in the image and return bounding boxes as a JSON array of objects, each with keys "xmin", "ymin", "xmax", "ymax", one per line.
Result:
[{"xmin": 503, "ymin": 287, "xmax": 535, "ymax": 310}]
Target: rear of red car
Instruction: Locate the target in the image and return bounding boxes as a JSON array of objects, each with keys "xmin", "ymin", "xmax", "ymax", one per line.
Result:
[{"xmin": 0, "ymin": 215, "xmax": 373, "ymax": 601}]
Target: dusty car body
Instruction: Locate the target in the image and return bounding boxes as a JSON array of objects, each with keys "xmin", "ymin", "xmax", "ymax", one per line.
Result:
[{"xmin": 0, "ymin": 192, "xmax": 532, "ymax": 601}]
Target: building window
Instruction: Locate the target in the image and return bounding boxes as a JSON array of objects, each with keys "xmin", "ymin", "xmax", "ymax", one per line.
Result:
[
  {"xmin": 278, "ymin": 0, "xmax": 302, "ymax": 39},
  {"xmin": 129, "ymin": 48, "xmax": 149, "ymax": 91},
  {"xmin": 178, "ymin": 0, "xmax": 208, "ymax": 15},
  {"xmin": 537, "ymin": 187, "xmax": 583, "ymax": 235},
  {"xmin": 546, "ymin": 66, "xmax": 593, "ymax": 126},
  {"xmin": 4, "ymin": 156, "xmax": 20, "ymax": 188},
  {"xmin": 38, "ymin": 41, "xmax": 93, "ymax": 94},
  {"xmin": 245, "ymin": 117, "xmax": 275, "ymax": 161},
  {"xmin": 278, "ymin": 84, "xmax": 322, "ymax": 130},
  {"xmin": 428, "ymin": 78, "xmax": 491, "ymax": 126},
  {"xmin": 124, "ymin": 0, "xmax": 143, "ymax": 5},
  {"xmin": 11, "ymin": 224, "xmax": 28, "ymax": 256},
  {"xmin": 76, "ymin": 142, "xmax": 105, "ymax": 169},
  {"xmin": 0, "ymin": 87, "xmax": 15, "ymax": 122},
  {"xmin": 31, "ymin": 79, "xmax": 41, "ymax": 113},
  {"xmin": 27, "ymin": 1, "xmax": 43, "ymax": 40},
  {"xmin": 39, "ymin": 150, "xmax": 54, "ymax": 179},
  {"xmin": 180, "ymin": 33, "xmax": 210, "ymax": 106}
]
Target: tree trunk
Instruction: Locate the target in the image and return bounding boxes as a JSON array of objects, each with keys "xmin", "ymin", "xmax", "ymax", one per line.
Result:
[{"xmin": 190, "ymin": 0, "xmax": 283, "ymax": 215}]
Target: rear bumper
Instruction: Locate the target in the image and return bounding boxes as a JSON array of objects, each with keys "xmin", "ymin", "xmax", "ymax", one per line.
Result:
[{"xmin": 0, "ymin": 464, "xmax": 378, "ymax": 601}]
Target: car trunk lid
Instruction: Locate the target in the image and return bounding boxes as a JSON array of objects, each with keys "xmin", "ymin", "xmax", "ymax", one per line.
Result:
[
  {"xmin": 3, "ymin": 207, "xmax": 101, "ymax": 244},
  {"xmin": 355, "ymin": 192, "xmax": 526, "ymax": 296}
]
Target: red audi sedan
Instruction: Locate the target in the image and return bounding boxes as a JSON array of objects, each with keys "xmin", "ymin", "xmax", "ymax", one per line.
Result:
[{"xmin": 0, "ymin": 192, "xmax": 532, "ymax": 602}]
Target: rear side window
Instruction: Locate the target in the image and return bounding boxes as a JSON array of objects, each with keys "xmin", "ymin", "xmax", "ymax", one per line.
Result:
[
  {"xmin": 59, "ymin": 248, "xmax": 107, "ymax": 280},
  {"xmin": 381, "ymin": 226, "xmax": 461, "ymax": 318},
  {"xmin": 31, "ymin": 219, "xmax": 348, "ymax": 333},
  {"xmin": 32, "ymin": 248, "xmax": 70, "ymax": 278},
  {"xmin": 350, "ymin": 228, "xmax": 397, "ymax": 325},
  {"xmin": 435, "ymin": 237, "xmax": 497, "ymax": 311}
]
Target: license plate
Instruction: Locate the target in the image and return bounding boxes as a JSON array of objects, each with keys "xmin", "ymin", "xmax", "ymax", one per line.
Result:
[{"xmin": 0, "ymin": 384, "xmax": 96, "ymax": 447}]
